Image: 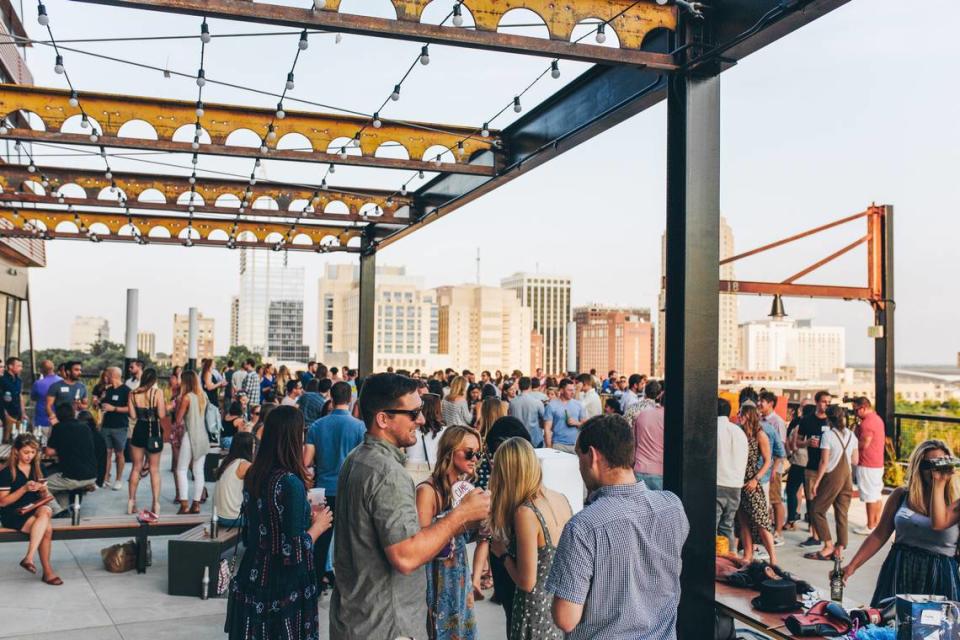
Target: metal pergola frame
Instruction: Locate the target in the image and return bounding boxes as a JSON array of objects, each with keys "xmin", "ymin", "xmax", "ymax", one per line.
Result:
[{"xmin": 0, "ymin": 0, "xmax": 861, "ymax": 634}]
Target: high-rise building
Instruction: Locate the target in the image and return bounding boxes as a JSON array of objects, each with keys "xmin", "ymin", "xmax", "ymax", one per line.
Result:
[
  {"xmin": 229, "ymin": 296, "xmax": 239, "ymax": 348},
  {"xmin": 530, "ymin": 330, "xmax": 544, "ymax": 374},
  {"xmin": 502, "ymin": 273, "xmax": 571, "ymax": 375},
  {"xmin": 657, "ymin": 216, "xmax": 739, "ymax": 376},
  {"xmin": 317, "ymin": 265, "xmax": 449, "ymax": 372},
  {"xmin": 172, "ymin": 312, "xmax": 215, "ymax": 366},
  {"xmin": 738, "ymin": 318, "xmax": 845, "ymax": 380},
  {"xmin": 236, "ymin": 249, "xmax": 308, "ymax": 360},
  {"xmin": 574, "ymin": 306, "xmax": 653, "ymax": 376},
  {"xmin": 268, "ymin": 300, "xmax": 310, "ymax": 362},
  {"xmin": 434, "ymin": 284, "xmax": 532, "ymax": 373},
  {"xmin": 70, "ymin": 316, "xmax": 110, "ymax": 352},
  {"xmin": 137, "ymin": 331, "xmax": 156, "ymax": 359}
]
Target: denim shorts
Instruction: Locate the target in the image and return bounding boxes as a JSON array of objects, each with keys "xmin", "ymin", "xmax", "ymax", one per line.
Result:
[{"xmin": 102, "ymin": 427, "xmax": 128, "ymax": 451}]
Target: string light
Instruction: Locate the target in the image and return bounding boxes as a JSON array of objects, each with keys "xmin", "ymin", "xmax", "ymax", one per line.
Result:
[
  {"xmin": 37, "ymin": 3, "xmax": 48, "ymax": 26},
  {"xmin": 54, "ymin": 54, "xmax": 64, "ymax": 74},
  {"xmin": 373, "ymin": 112, "xmax": 382, "ymax": 128},
  {"xmin": 328, "ymin": 163, "xmax": 336, "ymax": 174},
  {"xmin": 191, "ymin": 135, "xmax": 200, "ymax": 150},
  {"xmin": 338, "ymin": 147, "xmax": 347, "ymax": 160},
  {"xmin": 266, "ymin": 124, "xmax": 277, "ymax": 141},
  {"xmin": 80, "ymin": 114, "xmax": 90, "ymax": 129},
  {"xmin": 551, "ymin": 60, "xmax": 560, "ymax": 79},
  {"xmin": 200, "ymin": 21, "xmax": 211, "ymax": 44},
  {"xmin": 89, "ymin": 129, "xmax": 99, "ymax": 143},
  {"xmin": 286, "ymin": 72, "xmax": 295, "ymax": 91},
  {"xmin": 298, "ymin": 30, "xmax": 308, "ymax": 50},
  {"xmin": 596, "ymin": 23, "xmax": 607, "ymax": 44},
  {"xmin": 68, "ymin": 90, "xmax": 79, "ymax": 107},
  {"xmin": 195, "ymin": 101, "xmax": 204, "ymax": 117},
  {"xmin": 513, "ymin": 96, "xmax": 522, "ymax": 113},
  {"xmin": 196, "ymin": 68, "xmax": 206, "ymax": 87},
  {"xmin": 419, "ymin": 45, "xmax": 430, "ymax": 66},
  {"xmin": 312, "ymin": 0, "xmax": 325, "ymax": 9},
  {"xmin": 276, "ymin": 102, "xmax": 285, "ymax": 119},
  {"xmin": 452, "ymin": 3, "xmax": 464, "ymax": 27},
  {"xmin": 481, "ymin": 122, "xmax": 490, "ymax": 138}
]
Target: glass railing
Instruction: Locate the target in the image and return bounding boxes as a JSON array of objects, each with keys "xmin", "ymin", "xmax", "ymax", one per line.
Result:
[{"xmin": 895, "ymin": 413, "xmax": 960, "ymax": 460}]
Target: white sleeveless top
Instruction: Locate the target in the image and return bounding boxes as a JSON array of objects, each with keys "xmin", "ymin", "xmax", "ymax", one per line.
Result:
[{"xmin": 214, "ymin": 459, "xmax": 245, "ymax": 519}]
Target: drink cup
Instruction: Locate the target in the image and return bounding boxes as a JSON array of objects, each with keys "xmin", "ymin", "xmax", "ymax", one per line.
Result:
[{"xmin": 308, "ymin": 488, "xmax": 326, "ymax": 508}]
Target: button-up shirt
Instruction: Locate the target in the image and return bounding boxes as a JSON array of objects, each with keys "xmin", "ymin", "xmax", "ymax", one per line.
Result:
[
  {"xmin": 758, "ymin": 414, "xmax": 787, "ymax": 484},
  {"xmin": 240, "ymin": 370, "xmax": 260, "ymax": 406},
  {"xmin": 331, "ymin": 435, "xmax": 426, "ymax": 640},
  {"xmin": 546, "ymin": 482, "xmax": 689, "ymax": 640},
  {"xmin": 579, "ymin": 388, "xmax": 602, "ymax": 420},
  {"xmin": 297, "ymin": 391, "xmax": 327, "ymax": 425}
]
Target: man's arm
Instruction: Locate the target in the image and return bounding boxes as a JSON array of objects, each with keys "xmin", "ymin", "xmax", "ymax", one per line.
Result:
[
  {"xmin": 543, "ymin": 418, "xmax": 553, "ymax": 449},
  {"xmin": 303, "ymin": 443, "xmax": 316, "ymax": 470},
  {"xmin": 552, "ymin": 598, "xmax": 585, "ymax": 634},
  {"xmin": 46, "ymin": 392, "xmax": 56, "ymax": 425}
]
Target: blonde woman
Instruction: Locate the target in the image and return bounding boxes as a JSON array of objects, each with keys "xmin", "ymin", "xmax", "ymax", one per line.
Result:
[
  {"xmin": 174, "ymin": 370, "xmax": 209, "ymax": 514},
  {"xmin": 842, "ymin": 439, "xmax": 960, "ymax": 606},
  {"xmin": 276, "ymin": 365, "xmax": 291, "ymax": 398},
  {"xmin": 476, "ymin": 396, "xmax": 508, "ymax": 443},
  {"xmin": 489, "ymin": 437, "xmax": 571, "ymax": 639},
  {"xmin": 127, "ymin": 368, "xmax": 167, "ymax": 515},
  {"xmin": 415, "ymin": 425, "xmax": 482, "ymax": 640},
  {"xmin": 442, "ymin": 376, "xmax": 474, "ymax": 427}
]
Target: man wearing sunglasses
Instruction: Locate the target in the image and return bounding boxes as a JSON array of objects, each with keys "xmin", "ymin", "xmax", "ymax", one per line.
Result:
[{"xmin": 330, "ymin": 373, "xmax": 491, "ymax": 640}]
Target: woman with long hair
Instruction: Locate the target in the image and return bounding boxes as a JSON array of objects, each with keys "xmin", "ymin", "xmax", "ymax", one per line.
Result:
[
  {"xmin": 442, "ymin": 376, "xmax": 474, "ymax": 427},
  {"xmin": 476, "ymin": 396, "xmax": 508, "ymax": 443},
  {"xmin": 201, "ymin": 358, "xmax": 222, "ymax": 409},
  {"xmin": 406, "ymin": 393, "xmax": 446, "ymax": 485},
  {"xmin": 214, "ymin": 432, "xmax": 254, "ymax": 528},
  {"xmin": 174, "ymin": 370, "xmax": 210, "ymax": 514},
  {"xmin": 225, "ymin": 406, "xmax": 332, "ymax": 640},
  {"xmin": 276, "ymin": 365, "xmax": 291, "ymax": 398},
  {"xmin": 416, "ymin": 425, "xmax": 482, "ymax": 640},
  {"xmin": 489, "ymin": 437, "xmax": 571, "ymax": 639},
  {"xmin": 168, "ymin": 365, "xmax": 183, "ymax": 475},
  {"xmin": 127, "ymin": 368, "xmax": 166, "ymax": 515},
  {"xmin": 259, "ymin": 363, "xmax": 276, "ymax": 404},
  {"xmin": 0, "ymin": 434, "xmax": 61, "ymax": 585},
  {"xmin": 805, "ymin": 405, "xmax": 858, "ymax": 561},
  {"xmin": 221, "ymin": 400, "xmax": 246, "ymax": 450},
  {"xmin": 735, "ymin": 405, "xmax": 777, "ymax": 565},
  {"xmin": 842, "ymin": 440, "xmax": 960, "ymax": 605}
]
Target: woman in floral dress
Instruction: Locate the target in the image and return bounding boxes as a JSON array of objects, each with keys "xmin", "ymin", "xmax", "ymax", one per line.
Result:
[{"xmin": 736, "ymin": 405, "xmax": 777, "ymax": 565}]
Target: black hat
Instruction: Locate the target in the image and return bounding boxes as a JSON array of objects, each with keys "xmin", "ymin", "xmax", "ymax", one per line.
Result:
[{"xmin": 751, "ymin": 579, "xmax": 802, "ymax": 613}]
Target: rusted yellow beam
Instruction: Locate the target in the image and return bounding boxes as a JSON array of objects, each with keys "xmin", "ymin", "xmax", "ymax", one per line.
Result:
[
  {"xmin": 0, "ymin": 206, "xmax": 363, "ymax": 248},
  {"xmin": 75, "ymin": 0, "xmax": 677, "ymax": 67},
  {"xmin": 0, "ymin": 84, "xmax": 497, "ymax": 170},
  {"xmin": 0, "ymin": 165, "xmax": 409, "ymax": 215}
]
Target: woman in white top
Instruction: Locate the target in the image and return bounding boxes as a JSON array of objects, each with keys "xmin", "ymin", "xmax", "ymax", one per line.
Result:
[
  {"xmin": 174, "ymin": 370, "xmax": 210, "ymax": 514},
  {"xmin": 441, "ymin": 376, "xmax": 474, "ymax": 427},
  {"xmin": 806, "ymin": 405, "xmax": 858, "ymax": 561},
  {"xmin": 214, "ymin": 432, "xmax": 254, "ymax": 527},
  {"xmin": 406, "ymin": 393, "xmax": 445, "ymax": 485}
]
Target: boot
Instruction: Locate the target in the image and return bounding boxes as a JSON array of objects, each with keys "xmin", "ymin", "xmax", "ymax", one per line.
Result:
[
  {"xmin": 177, "ymin": 500, "xmax": 189, "ymax": 514},
  {"xmin": 189, "ymin": 501, "xmax": 201, "ymax": 514}
]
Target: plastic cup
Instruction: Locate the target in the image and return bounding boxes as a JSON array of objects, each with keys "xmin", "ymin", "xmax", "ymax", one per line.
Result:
[{"xmin": 308, "ymin": 488, "xmax": 326, "ymax": 507}]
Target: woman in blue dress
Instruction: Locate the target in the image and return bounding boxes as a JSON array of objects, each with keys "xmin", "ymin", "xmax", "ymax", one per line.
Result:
[{"xmin": 225, "ymin": 405, "xmax": 332, "ymax": 640}]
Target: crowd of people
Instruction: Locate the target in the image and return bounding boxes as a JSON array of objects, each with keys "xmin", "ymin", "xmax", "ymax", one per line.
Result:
[{"xmin": 1, "ymin": 354, "xmax": 958, "ymax": 638}]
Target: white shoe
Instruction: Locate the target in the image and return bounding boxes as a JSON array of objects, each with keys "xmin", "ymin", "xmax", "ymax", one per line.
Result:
[
  {"xmin": 853, "ymin": 526, "xmax": 874, "ymax": 536},
  {"xmin": 773, "ymin": 536, "xmax": 785, "ymax": 547},
  {"xmin": 112, "ymin": 480, "xmax": 123, "ymax": 491},
  {"xmin": 753, "ymin": 548, "xmax": 769, "ymax": 560}
]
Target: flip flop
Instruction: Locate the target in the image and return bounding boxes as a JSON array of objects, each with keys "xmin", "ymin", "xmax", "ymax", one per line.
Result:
[
  {"xmin": 803, "ymin": 551, "xmax": 835, "ymax": 561},
  {"xmin": 42, "ymin": 574, "xmax": 63, "ymax": 586},
  {"xmin": 19, "ymin": 559, "xmax": 37, "ymax": 574}
]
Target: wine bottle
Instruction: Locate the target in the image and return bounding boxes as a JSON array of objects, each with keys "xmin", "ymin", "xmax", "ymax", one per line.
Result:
[{"xmin": 830, "ymin": 553, "xmax": 844, "ymax": 603}]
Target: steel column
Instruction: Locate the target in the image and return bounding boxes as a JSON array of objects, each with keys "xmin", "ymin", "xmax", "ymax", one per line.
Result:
[
  {"xmin": 662, "ymin": 69, "xmax": 720, "ymax": 638},
  {"xmin": 357, "ymin": 238, "xmax": 376, "ymax": 379},
  {"xmin": 874, "ymin": 205, "xmax": 895, "ymax": 438}
]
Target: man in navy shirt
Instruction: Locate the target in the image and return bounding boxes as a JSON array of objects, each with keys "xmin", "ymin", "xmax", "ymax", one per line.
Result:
[
  {"xmin": 303, "ymin": 381, "xmax": 365, "ymax": 586},
  {"xmin": 0, "ymin": 357, "xmax": 25, "ymax": 442}
]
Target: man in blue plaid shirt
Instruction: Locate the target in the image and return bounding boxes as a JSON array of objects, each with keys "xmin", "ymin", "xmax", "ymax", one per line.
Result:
[{"xmin": 547, "ymin": 413, "xmax": 689, "ymax": 639}]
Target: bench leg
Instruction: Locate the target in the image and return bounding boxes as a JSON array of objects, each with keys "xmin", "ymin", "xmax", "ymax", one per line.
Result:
[{"xmin": 136, "ymin": 523, "xmax": 148, "ymax": 574}]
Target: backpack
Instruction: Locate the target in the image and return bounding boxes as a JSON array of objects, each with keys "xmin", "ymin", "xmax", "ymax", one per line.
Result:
[{"xmin": 204, "ymin": 400, "xmax": 220, "ymax": 444}]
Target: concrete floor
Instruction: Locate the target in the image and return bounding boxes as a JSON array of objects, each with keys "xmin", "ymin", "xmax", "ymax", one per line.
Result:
[{"xmin": 0, "ymin": 452, "xmax": 892, "ymax": 639}]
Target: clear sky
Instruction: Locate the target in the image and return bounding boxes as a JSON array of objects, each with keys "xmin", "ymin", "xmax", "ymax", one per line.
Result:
[{"xmin": 19, "ymin": 1, "xmax": 960, "ymax": 365}]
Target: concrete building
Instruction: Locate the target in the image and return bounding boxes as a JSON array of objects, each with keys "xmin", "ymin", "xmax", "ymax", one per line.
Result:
[
  {"xmin": 434, "ymin": 284, "xmax": 532, "ymax": 373},
  {"xmin": 574, "ymin": 305, "xmax": 653, "ymax": 376},
  {"xmin": 530, "ymin": 330, "xmax": 544, "ymax": 374},
  {"xmin": 236, "ymin": 249, "xmax": 306, "ymax": 359},
  {"xmin": 229, "ymin": 296, "xmax": 239, "ymax": 348},
  {"xmin": 267, "ymin": 300, "xmax": 310, "ymax": 362},
  {"xmin": 657, "ymin": 216, "xmax": 739, "ymax": 376},
  {"xmin": 502, "ymin": 273, "xmax": 571, "ymax": 375},
  {"xmin": 172, "ymin": 312, "xmax": 215, "ymax": 366},
  {"xmin": 137, "ymin": 331, "xmax": 156, "ymax": 359},
  {"xmin": 738, "ymin": 317, "xmax": 845, "ymax": 381},
  {"xmin": 70, "ymin": 316, "xmax": 110, "ymax": 352},
  {"xmin": 317, "ymin": 265, "xmax": 449, "ymax": 372}
]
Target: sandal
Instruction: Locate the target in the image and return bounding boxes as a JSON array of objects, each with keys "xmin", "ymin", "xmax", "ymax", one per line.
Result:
[
  {"xmin": 42, "ymin": 574, "xmax": 64, "ymax": 586},
  {"xmin": 19, "ymin": 559, "xmax": 37, "ymax": 574},
  {"xmin": 803, "ymin": 550, "xmax": 835, "ymax": 561},
  {"xmin": 480, "ymin": 569, "xmax": 493, "ymax": 591},
  {"xmin": 473, "ymin": 586, "xmax": 485, "ymax": 601}
]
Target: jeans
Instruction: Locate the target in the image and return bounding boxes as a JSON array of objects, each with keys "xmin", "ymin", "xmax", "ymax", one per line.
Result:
[
  {"xmin": 635, "ymin": 472, "xmax": 663, "ymax": 491},
  {"xmin": 314, "ymin": 495, "xmax": 336, "ymax": 582},
  {"xmin": 218, "ymin": 516, "xmax": 242, "ymax": 528},
  {"xmin": 786, "ymin": 464, "xmax": 806, "ymax": 522},
  {"xmin": 176, "ymin": 432, "xmax": 205, "ymax": 502},
  {"xmin": 46, "ymin": 472, "xmax": 96, "ymax": 513},
  {"xmin": 715, "ymin": 486, "xmax": 742, "ymax": 547}
]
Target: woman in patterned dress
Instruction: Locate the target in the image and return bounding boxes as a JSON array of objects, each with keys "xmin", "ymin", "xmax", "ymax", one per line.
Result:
[
  {"xmin": 489, "ymin": 437, "xmax": 571, "ymax": 640},
  {"xmin": 736, "ymin": 405, "xmax": 778, "ymax": 565},
  {"xmin": 225, "ymin": 405, "xmax": 332, "ymax": 640},
  {"xmin": 416, "ymin": 425, "xmax": 483, "ymax": 640}
]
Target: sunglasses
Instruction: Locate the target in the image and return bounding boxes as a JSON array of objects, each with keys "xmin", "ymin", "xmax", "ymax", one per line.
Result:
[
  {"xmin": 382, "ymin": 407, "xmax": 423, "ymax": 420},
  {"xmin": 459, "ymin": 448, "xmax": 479, "ymax": 461}
]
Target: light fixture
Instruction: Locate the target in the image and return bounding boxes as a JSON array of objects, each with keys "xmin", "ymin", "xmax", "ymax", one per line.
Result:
[
  {"xmin": 195, "ymin": 101, "xmax": 204, "ymax": 117},
  {"xmin": 54, "ymin": 55, "xmax": 64, "ymax": 74},
  {"xmin": 335, "ymin": 33, "xmax": 342, "ymax": 44},
  {"xmin": 372, "ymin": 112, "xmax": 382, "ymax": 128},
  {"xmin": 513, "ymin": 96, "xmax": 522, "ymax": 113},
  {"xmin": 80, "ymin": 114, "xmax": 90, "ymax": 129},
  {"xmin": 298, "ymin": 30, "xmax": 309, "ymax": 50},
  {"xmin": 191, "ymin": 136, "xmax": 200, "ymax": 150},
  {"xmin": 452, "ymin": 3, "xmax": 463, "ymax": 26},
  {"xmin": 338, "ymin": 147, "xmax": 347, "ymax": 160},
  {"xmin": 0, "ymin": 123, "xmax": 7, "ymax": 135},
  {"xmin": 286, "ymin": 72, "xmax": 295, "ymax": 91},
  {"xmin": 768, "ymin": 294, "xmax": 787, "ymax": 319},
  {"xmin": 188, "ymin": 175, "xmax": 196, "ymax": 185},
  {"xmin": 105, "ymin": 171, "xmax": 112, "ymax": 179},
  {"xmin": 89, "ymin": 130, "xmax": 99, "ymax": 143},
  {"xmin": 434, "ymin": 155, "xmax": 442, "ymax": 167},
  {"xmin": 267, "ymin": 124, "xmax": 277, "ymax": 141},
  {"xmin": 320, "ymin": 178, "xmax": 327, "ymax": 190},
  {"xmin": 27, "ymin": 164, "xmax": 35, "ymax": 173},
  {"xmin": 200, "ymin": 21, "xmax": 211, "ymax": 44},
  {"xmin": 596, "ymin": 23, "xmax": 607, "ymax": 44},
  {"xmin": 481, "ymin": 123, "xmax": 489, "ymax": 138},
  {"xmin": 40, "ymin": 177, "xmax": 49, "ymax": 187},
  {"xmin": 391, "ymin": 84, "xmax": 401, "ymax": 101},
  {"xmin": 418, "ymin": 170, "xmax": 425, "ymax": 179},
  {"xmin": 419, "ymin": 45, "xmax": 430, "ymax": 66},
  {"xmin": 312, "ymin": 0, "xmax": 325, "ymax": 9},
  {"xmin": 249, "ymin": 173, "xmax": 257, "ymax": 185},
  {"xmin": 68, "ymin": 91, "xmax": 79, "ymax": 107},
  {"xmin": 551, "ymin": 60, "xmax": 560, "ymax": 79},
  {"xmin": 196, "ymin": 68, "xmax": 206, "ymax": 87},
  {"xmin": 456, "ymin": 141, "xmax": 465, "ymax": 157},
  {"xmin": 276, "ymin": 102, "xmax": 285, "ymax": 119},
  {"xmin": 254, "ymin": 158, "xmax": 261, "ymax": 168},
  {"xmin": 328, "ymin": 163, "xmax": 336, "ymax": 174},
  {"xmin": 260, "ymin": 141, "xmax": 269, "ymax": 154},
  {"xmin": 37, "ymin": 3, "xmax": 48, "ymax": 26},
  {"xmin": 191, "ymin": 154, "xmax": 198, "ymax": 164},
  {"xmin": 400, "ymin": 184, "xmax": 407, "ymax": 196}
]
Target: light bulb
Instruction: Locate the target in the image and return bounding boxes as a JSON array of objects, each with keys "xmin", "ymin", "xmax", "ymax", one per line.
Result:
[
  {"xmin": 37, "ymin": 4, "xmax": 48, "ymax": 26},
  {"xmin": 419, "ymin": 46, "xmax": 430, "ymax": 65},
  {"xmin": 249, "ymin": 174, "xmax": 257, "ymax": 185},
  {"xmin": 596, "ymin": 23, "xmax": 607, "ymax": 44},
  {"xmin": 313, "ymin": 0, "xmax": 325, "ymax": 9},
  {"xmin": 276, "ymin": 102, "xmax": 285, "ymax": 119},
  {"xmin": 328, "ymin": 163, "xmax": 336, "ymax": 174},
  {"xmin": 386, "ymin": 196, "xmax": 394, "ymax": 207},
  {"xmin": 191, "ymin": 137, "xmax": 200, "ymax": 150},
  {"xmin": 400, "ymin": 184, "xmax": 407, "ymax": 196},
  {"xmin": 188, "ymin": 175, "xmax": 196, "ymax": 184},
  {"xmin": 434, "ymin": 155, "xmax": 442, "ymax": 167},
  {"xmin": 457, "ymin": 141, "xmax": 465, "ymax": 157},
  {"xmin": 551, "ymin": 60, "xmax": 560, "ymax": 79},
  {"xmin": 286, "ymin": 72, "xmax": 295, "ymax": 91},
  {"xmin": 89, "ymin": 131, "xmax": 99, "ymax": 142},
  {"xmin": 373, "ymin": 112, "xmax": 382, "ymax": 128},
  {"xmin": 54, "ymin": 55, "xmax": 64, "ymax": 74},
  {"xmin": 391, "ymin": 84, "xmax": 401, "ymax": 101},
  {"xmin": 80, "ymin": 114, "xmax": 90, "ymax": 129},
  {"xmin": 200, "ymin": 22, "xmax": 211, "ymax": 44},
  {"xmin": 68, "ymin": 91, "xmax": 79, "ymax": 107},
  {"xmin": 196, "ymin": 101, "xmax": 204, "ymax": 117},
  {"xmin": 418, "ymin": 170, "xmax": 425, "ymax": 179},
  {"xmin": 267, "ymin": 125, "xmax": 277, "ymax": 141},
  {"xmin": 41, "ymin": 178, "xmax": 48, "ymax": 187},
  {"xmin": 321, "ymin": 178, "xmax": 327, "ymax": 189},
  {"xmin": 191, "ymin": 155, "xmax": 198, "ymax": 164},
  {"xmin": 513, "ymin": 96, "xmax": 522, "ymax": 113},
  {"xmin": 254, "ymin": 158, "xmax": 261, "ymax": 168},
  {"xmin": 335, "ymin": 33, "xmax": 342, "ymax": 44},
  {"xmin": 452, "ymin": 4, "xmax": 463, "ymax": 26},
  {"xmin": 196, "ymin": 68, "xmax": 206, "ymax": 87},
  {"xmin": 339, "ymin": 147, "xmax": 347, "ymax": 160},
  {"xmin": 481, "ymin": 123, "xmax": 489, "ymax": 138},
  {"xmin": 105, "ymin": 171, "xmax": 112, "ymax": 179},
  {"xmin": 298, "ymin": 30, "xmax": 308, "ymax": 50},
  {"xmin": 260, "ymin": 143, "xmax": 268, "ymax": 154},
  {"xmin": 0, "ymin": 125, "xmax": 6, "ymax": 135},
  {"xmin": 26, "ymin": 163, "xmax": 35, "ymax": 173},
  {"xmin": 57, "ymin": 195, "xmax": 64, "ymax": 203}
]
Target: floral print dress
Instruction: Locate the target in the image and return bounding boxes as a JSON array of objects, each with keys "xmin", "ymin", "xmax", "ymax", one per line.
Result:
[{"xmin": 225, "ymin": 470, "xmax": 319, "ymax": 640}]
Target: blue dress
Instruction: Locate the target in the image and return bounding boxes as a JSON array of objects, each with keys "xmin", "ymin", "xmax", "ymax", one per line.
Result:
[{"xmin": 225, "ymin": 470, "xmax": 319, "ymax": 640}]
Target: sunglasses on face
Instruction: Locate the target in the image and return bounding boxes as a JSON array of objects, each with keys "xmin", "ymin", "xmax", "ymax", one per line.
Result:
[
  {"xmin": 382, "ymin": 407, "xmax": 423, "ymax": 420},
  {"xmin": 458, "ymin": 448, "xmax": 479, "ymax": 461}
]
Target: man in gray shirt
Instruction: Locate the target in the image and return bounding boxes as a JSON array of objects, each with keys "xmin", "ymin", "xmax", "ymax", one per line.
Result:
[
  {"xmin": 330, "ymin": 373, "xmax": 490, "ymax": 640},
  {"xmin": 509, "ymin": 376, "xmax": 546, "ymax": 447}
]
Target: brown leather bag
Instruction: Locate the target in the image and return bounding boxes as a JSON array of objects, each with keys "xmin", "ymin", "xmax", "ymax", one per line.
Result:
[{"xmin": 101, "ymin": 540, "xmax": 137, "ymax": 573}]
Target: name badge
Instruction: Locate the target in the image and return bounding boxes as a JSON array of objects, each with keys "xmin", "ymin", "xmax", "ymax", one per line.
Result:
[
  {"xmin": 60, "ymin": 388, "xmax": 68, "ymax": 394},
  {"xmin": 112, "ymin": 395, "xmax": 119, "ymax": 401}
]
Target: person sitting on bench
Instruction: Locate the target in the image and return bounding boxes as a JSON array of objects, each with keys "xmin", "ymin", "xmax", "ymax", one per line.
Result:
[{"xmin": 44, "ymin": 404, "xmax": 97, "ymax": 515}]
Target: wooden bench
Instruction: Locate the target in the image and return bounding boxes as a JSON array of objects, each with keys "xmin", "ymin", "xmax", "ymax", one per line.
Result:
[
  {"xmin": 0, "ymin": 513, "xmax": 207, "ymax": 574},
  {"xmin": 716, "ymin": 581, "xmax": 858, "ymax": 639},
  {"xmin": 168, "ymin": 522, "xmax": 241, "ymax": 598}
]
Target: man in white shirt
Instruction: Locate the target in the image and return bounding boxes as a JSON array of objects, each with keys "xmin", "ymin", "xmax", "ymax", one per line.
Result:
[
  {"xmin": 576, "ymin": 373, "xmax": 602, "ymax": 419},
  {"xmin": 716, "ymin": 398, "xmax": 748, "ymax": 547}
]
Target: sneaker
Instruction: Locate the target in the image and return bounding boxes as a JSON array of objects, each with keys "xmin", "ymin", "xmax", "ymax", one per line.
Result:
[
  {"xmin": 773, "ymin": 535, "xmax": 785, "ymax": 547},
  {"xmin": 853, "ymin": 526, "xmax": 874, "ymax": 536},
  {"xmin": 753, "ymin": 548, "xmax": 769, "ymax": 560},
  {"xmin": 112, "ymin": 480, "xmax": 123, "ymax": 491},
  {"xmin": 799, "ymin": 537, "xmax": 821, "ymax": 547}
]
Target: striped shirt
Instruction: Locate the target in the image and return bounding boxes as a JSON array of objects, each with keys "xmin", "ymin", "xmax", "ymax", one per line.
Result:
[{"xmin": 546, "ymin": 482, "xmax": 689, "ymax": 640}]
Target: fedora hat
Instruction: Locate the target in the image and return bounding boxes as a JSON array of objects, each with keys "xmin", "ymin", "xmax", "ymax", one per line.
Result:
[{"xmin": 752, "ymin": 579, "xmax": 802, "ymax": 613}]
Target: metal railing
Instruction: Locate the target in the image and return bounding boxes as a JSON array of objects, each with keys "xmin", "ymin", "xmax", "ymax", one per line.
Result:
[{"xmin": 894, "ymin": 412, "xmax": 960, "ymax": 460}]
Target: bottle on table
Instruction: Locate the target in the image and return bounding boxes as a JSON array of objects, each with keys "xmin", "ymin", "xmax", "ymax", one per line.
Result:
[{"xmin": 830, "ymin": 553, "xmax": 844, "ymax": 603}]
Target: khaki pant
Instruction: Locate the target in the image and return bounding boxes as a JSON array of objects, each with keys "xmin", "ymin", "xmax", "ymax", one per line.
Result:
[
  {"xmin": 769, "ymin": 471, "xmax": 783, "ymax": 505},
  {"xmin": 810, "ymin": 455, "xmax": 852, "ymax": 548}
]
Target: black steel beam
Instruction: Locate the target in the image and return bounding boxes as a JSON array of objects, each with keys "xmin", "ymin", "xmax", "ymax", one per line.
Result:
[
  {"xmin": 875, "ymin": 205, "xmax": 895, "ymax": 438},
  {"xmin": 357, "ymin": 237, "xmax": 376, "ymax": 378},
  {"xmin": 662, "ymin": 68, "xmax": 721, "ymax": 639}
]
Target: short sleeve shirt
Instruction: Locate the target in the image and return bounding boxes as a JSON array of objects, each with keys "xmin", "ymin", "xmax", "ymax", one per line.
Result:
[
  {"xmin": 47, "ymin": 380, "xmax": 87, "ymax": 411},
  {"xmin": 330, "ymin": 435, "xmax": 426, "ymax": 640},
  {"xmin": 800, "ymin": 413, "xmax": 829, "ymax": 471},
  {"xmin": 856, "ymin": 413, "xmax": 886, "ymax": 468},
  {"xmin": 544, "ymin": 399, "xmax": 584, "ymax": 446},
  {"xmin": 0, "ymin": 373, "xmax": 22, "ymax": 420},
  {"xmin": 100, "ymin": 385, "xmax": 130, "ymax": 430},
  {"xmin": 821, "ymin": 428, "xmax": 858, "ymax": 473}
]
